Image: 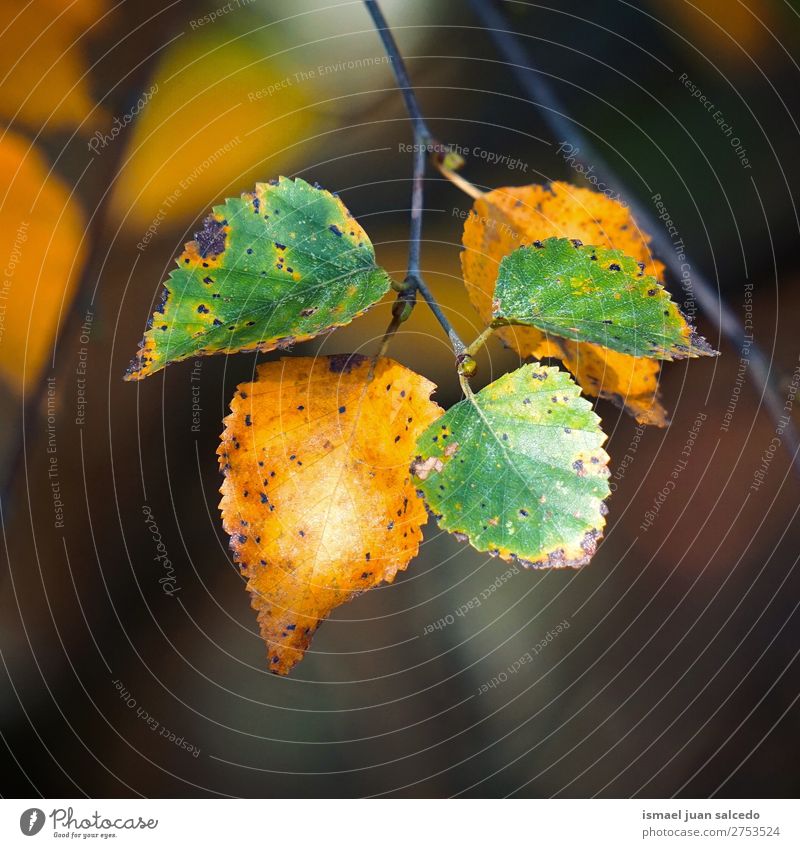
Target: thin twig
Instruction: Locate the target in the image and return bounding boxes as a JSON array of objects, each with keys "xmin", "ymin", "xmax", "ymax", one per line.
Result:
[
  {"xmin": 363, "ymin": 1, "xmax": 433, "ymax": 144},
  {"xmin": 364, "ymin": 0, "xmax": 468, "ymax": 360},
  {"xmin": 469, "ymin": 0, "xmax": 800, "ymax": 469},
  {"xmin": 416, "ymin": 274, "xmax": 467, "ymax": 357},
  {"xmin": 407, "ymin": 140, "xmax": 425, "ymax": 281}
]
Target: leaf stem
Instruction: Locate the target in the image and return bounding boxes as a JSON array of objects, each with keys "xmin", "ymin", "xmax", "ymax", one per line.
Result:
[
  {"xmin": 369, "ymin": 312, "xmax": 403, "ymax": 382},
  {"xmin": 458, "ymin": 371, "xmax": 475, "ymax": 399},
  {"xmin": 364, "ymin": 0, "xmax": 469, "ymax": 363},
  {"xmin": 465, "ymin": 326, "xmax": 495, "ymax": 357},
  {"xmin": 377, "ymin": 313, "xmax": 403, "ymax": 358},
  {"xmin": 469, "ymin": 0, "xmax": 800, "ymax": 472},
  {"xmin": 434, "ymin": 157, "xmax": 485, "ymax": 200}
]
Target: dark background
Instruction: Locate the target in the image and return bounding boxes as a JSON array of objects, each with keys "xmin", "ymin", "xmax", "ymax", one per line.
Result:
[{"xmin": 1, "ymin": 0, "xmax": 799, "ymax": 797}]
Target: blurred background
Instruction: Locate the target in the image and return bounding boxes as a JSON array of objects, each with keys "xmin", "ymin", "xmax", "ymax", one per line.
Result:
[{"xmin": 1, "ymin": 0, "xmax": 799, "ymax": 798}]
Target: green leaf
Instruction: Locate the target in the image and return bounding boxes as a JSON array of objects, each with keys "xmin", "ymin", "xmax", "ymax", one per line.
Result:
[
  {"xmin": 125, "ymin": 177, "xmax": 391, "ymax": 380},
  {"xmin": 412, "ymin": 363, "xmax": 610, "ymax": 568},
  {"xmin": 492, "ymin": 237, "xmax": 716, "ymax": 360}
]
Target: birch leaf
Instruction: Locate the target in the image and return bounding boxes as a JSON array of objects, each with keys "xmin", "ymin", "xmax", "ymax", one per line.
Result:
[
  {"xmin": 412, "ymin": 363, "xmax": 610, "ymax": 568},
  {"xmin": 462, "ymin": 182, "xmax": 674, "ymax": 425},
  {"xmin": 126, "ymin": 178, "xmax": 391, "ymax": 380},
  {"xmin": 493, "ymin": 237, "xmax": 716, "ymax": 359},
  {"xmin": 218, "ymin": 354, "xmax": 442, "ymax": 674}
]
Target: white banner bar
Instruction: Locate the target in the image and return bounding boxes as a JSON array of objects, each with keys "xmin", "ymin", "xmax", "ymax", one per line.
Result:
[{"xmin": 1, "ymin": 799, "xmax": 796, "ymax": 847}]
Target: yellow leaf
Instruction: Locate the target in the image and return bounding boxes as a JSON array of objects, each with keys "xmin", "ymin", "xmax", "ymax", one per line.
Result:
[
  {"xmin": 461, "ymin": 181, "xmax": 670, "ymax": 425},
  {"xmin": 218, "ymin": 355, "xmax": 442, "ymax": 674},
  {"xmin": 0, "ymin": 131, "xmax": 87, "ymax": 389},
  {"xmin": 111, "ymin": 29, "xmax": 313, "ymax": 231},
  {"xmin": 0, "ymin": 0, "xmax": 107, "ymax": 134}
]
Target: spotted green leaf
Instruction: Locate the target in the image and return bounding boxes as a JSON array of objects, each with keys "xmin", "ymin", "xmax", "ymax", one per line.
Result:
[
  {"xmin": 492, "ymin": 237, "xmax": 716, "ymax": 360},
  {"xmin": 412, "ymin": 363, "xmax": 610, "ymax": 568},
  {"xmin": 125, "ymin": 177, "xmax": 391, "ymax": 380}
]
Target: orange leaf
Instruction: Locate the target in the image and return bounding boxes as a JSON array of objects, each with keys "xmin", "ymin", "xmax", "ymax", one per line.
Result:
[
  {"xmin": 0, "ymin": 0, "xmax": 108, "ymax": 134},
  {"xmin": 461, "ymin": 181, "xmax": 670, "ymax": 426},
  {"xmin": 0, "ymin": 131, "xmax": 87, "ymax": 390},
  {"xmin": 110, "ymin": 29, "xmax": 313, "ymax": 231},
  {"xmin": 218, "ymin": 354, "xmax": 442, "ymax": 674}
]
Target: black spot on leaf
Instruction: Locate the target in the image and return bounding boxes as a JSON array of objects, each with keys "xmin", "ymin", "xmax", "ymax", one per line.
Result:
[
  {"xmin": 194, "ymin": 216, "xmax": 227, "ymax": 258},
  {"xmin": 329, "ymin": 353, "xmax": 366, "ymax": 374}
]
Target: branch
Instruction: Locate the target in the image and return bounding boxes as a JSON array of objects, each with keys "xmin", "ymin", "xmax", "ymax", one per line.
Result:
[
  {"xmin": 363, "ymin": 0, "xmax": 432, "ymax": 144},
  {"xmin": 469, "ymin": 0, "xmax": 800, "ymax": 470},
  {"xmin": 363, "ymin": 0, "xmax": 468, "ymax": 360}
]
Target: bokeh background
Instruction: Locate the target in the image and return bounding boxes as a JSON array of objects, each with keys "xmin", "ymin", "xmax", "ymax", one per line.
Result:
[{"xmin": 1, "ymin": 0, "xmax": 799, "ymax": 798}]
